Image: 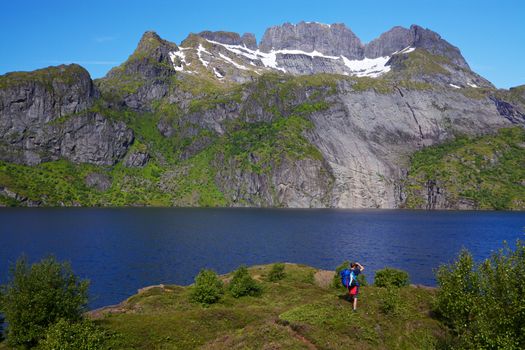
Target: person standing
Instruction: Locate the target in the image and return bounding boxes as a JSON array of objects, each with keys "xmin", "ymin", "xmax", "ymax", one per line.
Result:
[{"xmin": 349, "ymin": 262, "xmax": 364, "ymax": 311}]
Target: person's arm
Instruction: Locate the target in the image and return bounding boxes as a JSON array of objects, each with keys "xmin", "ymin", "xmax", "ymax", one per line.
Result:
[{"xmin": 356, "ymin": 262, "xmax": 364, "ymax": 271}]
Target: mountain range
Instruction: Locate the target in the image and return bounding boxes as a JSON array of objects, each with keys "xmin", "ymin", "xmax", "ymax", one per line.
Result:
[{"xmin": 1, "ymin": 22, "xmax": 524, "ymax": 209}]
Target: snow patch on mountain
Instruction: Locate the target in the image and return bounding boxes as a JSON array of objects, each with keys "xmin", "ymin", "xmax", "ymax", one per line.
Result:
[
  {"xmin": 169, "ymin": 50, "xmax": 188, "ymax": 71},
  {"xmin": 218, "ymin": 53, "xmax": 250, "ymax": 71},
  {"xmin": 213, "ymin": 67, "xmax": 223, "ymax": 78},
  {"xmin": 206, "ymin": 39, "xmax": 394, "ymax": 77},
  {"xmin": 197, "ymin": 44, "xmax": 210, "ymax": 68},
  {"xmin": 341, "ymin": 55, "xmax": 391, "ymax": 77}
]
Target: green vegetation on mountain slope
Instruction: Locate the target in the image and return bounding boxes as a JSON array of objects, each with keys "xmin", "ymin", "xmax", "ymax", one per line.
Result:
[
  {"xmin": 0, "ymin": 109, "xmax": 323, "ymax": 207},
  {"xmin": 405, "ymin": 127, "xmax": 525, "ymax": 210}
]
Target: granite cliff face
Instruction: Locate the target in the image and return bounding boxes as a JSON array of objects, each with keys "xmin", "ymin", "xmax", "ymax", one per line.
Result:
[
  {"xmin": 0, "ymin": 22, "xmax": 524, "ymax": 208},
  {"xmin": 259, "ymin": 22, "xmax": 365, "ymax": 59},
  {"xmin": 0, "ymin": 65, "xmax": 133, "ymax": 166}
]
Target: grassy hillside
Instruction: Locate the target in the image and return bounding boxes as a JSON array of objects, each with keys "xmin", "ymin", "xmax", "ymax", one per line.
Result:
[
  {"xmin": 405, "ymin": 127, "xmax": 525, "ymax": 210},
  {"xmin": 77, "ymin": 264, "xmax": 446, "ymax": 349}
]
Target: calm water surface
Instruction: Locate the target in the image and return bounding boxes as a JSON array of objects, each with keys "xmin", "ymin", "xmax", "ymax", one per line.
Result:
[{"xmin": 0, "ymin": 208, "xmax": 524, "ymax": 309}]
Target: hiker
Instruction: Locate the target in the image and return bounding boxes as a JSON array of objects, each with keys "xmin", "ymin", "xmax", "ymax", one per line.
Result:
[
  {"xmin": 340, "ymin": 262, "xmax": 365, "ymax": 311},
  {"xmin": 349, "ymin": 262, "xmax": 364, "ymax": 311}
]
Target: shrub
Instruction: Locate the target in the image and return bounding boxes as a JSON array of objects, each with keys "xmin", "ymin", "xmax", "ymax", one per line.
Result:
[
  {"xmin": 229, "ymin": 266, "xmax": 262, "ymax": 298},
  {"xmin": 357, "ymin": 273, "xmax": 368, "ymax": 286},
  {"xmin": 374, "ymin": 268, "xmax": 410, "ymax": 288},
  {"xmin": 0, "ymin": 256, "xmax": 89, "ymax": 348},
  {"xmin": 379, "ymin": 287, "xmax": 402, "ymax": 316},
  {"xmin": 332, "ymin": 260, "xmax": 350, "ymax": 289},
  {"xmin": 190, "ymin": 269, "xmax": 224, "ymax": 305},
  {"xmin": 435, "ymin": 240, "xmax": 525, "ymax": 349},
  {"xmin": 39, "ymin": 319, "xmax": 111, "ymax": 350},
  {"xmin": 268, "ymin": 263, "xmax": 286, "ymax": 282}
]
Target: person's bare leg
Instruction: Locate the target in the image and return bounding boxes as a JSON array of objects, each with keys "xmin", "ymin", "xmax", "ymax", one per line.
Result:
[{"xmin": 353, "ymin": 297, "xmax": 358, "ymax": 310}]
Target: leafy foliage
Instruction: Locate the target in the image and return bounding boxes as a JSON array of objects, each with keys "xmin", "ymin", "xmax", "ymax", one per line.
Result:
[
  {"xmin": 0, "ymin": 256, "xmax": 89, "ymax": 348},
  {"xmin": 357, "ymin": 273, "xmax": 368, "ymax": 287},
  {"xmin": 378, "ymin": 287, "xmax": 403, "ymax": 316},
  {"xmin": 190, "ymin": 269, "xmax": 224, "ymax": 305},
  {"xmin": 332, "ymin": 260, "xmax": 350, "ymax": 289},
  {"xmin": 374, "ymin": 268, "xmax": 410, "ymax": 288},
  {"xmin": 435, "ymin": 240, "xmax": 525, "ymax": 349},
  {"xmin": 267, "ymin": 263, "xmax": 286, "ymax": 282},
  {"xmin": 228, "ymin": 266, "xmax": 262, "ymax": 298},
  {"xmin": 38, "ymin": 319, "xmax": 112, "ymax": 350}
]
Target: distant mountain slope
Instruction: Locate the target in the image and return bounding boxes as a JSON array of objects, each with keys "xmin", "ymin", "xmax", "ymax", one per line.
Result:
[{"xmin": 0, "ymin": 22, "xmax": 524, "ymax": 208}]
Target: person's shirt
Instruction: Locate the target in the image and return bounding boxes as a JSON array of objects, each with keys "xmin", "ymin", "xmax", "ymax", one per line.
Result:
[{"xmin": 351, "ymin": 268, "xmax": 361, "ymax": 285}]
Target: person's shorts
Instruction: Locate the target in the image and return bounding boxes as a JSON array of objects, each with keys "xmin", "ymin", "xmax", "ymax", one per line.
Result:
[{"xmin": 349, "ymin": 285, "xmax": 359, "ymax": 298}]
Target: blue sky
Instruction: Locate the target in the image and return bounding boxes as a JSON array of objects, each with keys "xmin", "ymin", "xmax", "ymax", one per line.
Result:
[{"xmin": 1, "ymin": 0, "xmax": 524, "ymax": 88}]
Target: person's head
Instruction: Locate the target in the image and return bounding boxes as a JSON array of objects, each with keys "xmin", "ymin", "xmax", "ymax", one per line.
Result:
[{"xmin": 350, "ymin": 262, "xmax": 357, "ymax": 269}]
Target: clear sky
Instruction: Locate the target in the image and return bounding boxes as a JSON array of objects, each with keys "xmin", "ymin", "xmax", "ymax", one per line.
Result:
[{"xmin": 1, "ymin": 0, "xmax": 524, "ymax": 88}]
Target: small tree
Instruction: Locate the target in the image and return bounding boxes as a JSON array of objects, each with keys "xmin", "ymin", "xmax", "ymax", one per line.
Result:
[
  {"xmin": 0, "ymin": 256, "xmax": 89, "ymax": 348},
  {"xmin": 374, "ymin": 268, "xmax": 410, "ymax": 288},
  {"xmin": 190, "ymin": 269, "xmax": 224, "ymax": 305},
  {"xmin": 229, "ymin": 266, "xmax": 262, "ymax": 298},
  {"xmin": 436, "ymin": 240, "xmax": 525, "ymax": 349},
  {"xmin": 39, "ymin": 319, "xmax": 110, "ymax": 350},
  {"xmin": 332, "ymin": 260, "xmax": 350, "ymax": 289},
  {"xmin": 268, "ymin": 263, "xmax": 286, "ymax": 282}
]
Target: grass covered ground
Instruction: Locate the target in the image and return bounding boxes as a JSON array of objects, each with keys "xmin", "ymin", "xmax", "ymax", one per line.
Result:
[{"xmin": 80, "ymin": 264, "xmax": 446, "ymax": 349}]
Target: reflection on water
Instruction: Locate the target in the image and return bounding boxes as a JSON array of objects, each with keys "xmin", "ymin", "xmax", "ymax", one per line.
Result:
[{"xmin": 0, "ymin": 208, "xmax": 523, "ymax": 309}]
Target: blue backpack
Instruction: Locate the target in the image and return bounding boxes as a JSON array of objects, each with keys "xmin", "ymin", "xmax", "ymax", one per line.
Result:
[{"xmin": 340, "ymin": 269, "xmax": 357, "ymax": 288}]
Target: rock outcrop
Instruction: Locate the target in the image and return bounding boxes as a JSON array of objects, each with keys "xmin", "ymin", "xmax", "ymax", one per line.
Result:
[
  {"xmin": 365, "ymin": 25, "xmax": 469, "ymax": 68},
  {"xmin": 197, "ymin": 30, "xmax": 257, "ymax": 49},
  {"xmin": 260, "ymin": 22, "xmax": 365, "ymax": 59},
  {"xmin": 0, "ymin": 64, "xmax": 134, "ymax": 165}
]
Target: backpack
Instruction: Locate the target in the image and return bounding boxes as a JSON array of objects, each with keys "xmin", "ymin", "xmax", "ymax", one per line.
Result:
[{"xmin": 340, "ymin": 269, "xmax": 357, "ymax": 289}]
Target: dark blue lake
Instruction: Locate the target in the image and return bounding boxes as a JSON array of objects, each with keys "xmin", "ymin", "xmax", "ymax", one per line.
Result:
[{"xmin": 0, "ymin": 208, "xmax": 524, "ymax": 309}]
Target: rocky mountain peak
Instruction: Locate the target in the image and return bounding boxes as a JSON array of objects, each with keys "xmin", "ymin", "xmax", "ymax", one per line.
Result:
[
  {"xmin": 196, "ymin": 30, "xmax": 257, "ymax": 49},
  {"xmin": 408, "ymin": 25, "xmax": 469, "ymax": 69},
  {"xmin": 364, "ymin": 26, "xmax": 412, "ymax": 58},
  {"xmin": 133, "ymin": 30, "xmax": 179, "ymax": 61},
  {"xmin": 259, "ymin": 21, "xmax": 364, "ymax": 59},
  {"xmin": 364, "ymin": 25, "xmax": 468, "ymax": 68},
  {"xmin": 105, "ymin": 31, "xmax": 179, "ymax": 81}
]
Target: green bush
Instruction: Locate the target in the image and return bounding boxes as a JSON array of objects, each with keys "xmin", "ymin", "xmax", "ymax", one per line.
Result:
[
  {"xmin": 0, "ymin": 256, "xmax": 89, "ymax": 348},
  {"xmin": 332, "ymin": 260, "xmax": 350, "ymax": 289},
  {"xmin": 435, "ymin": 240, "xmax": 525, "ymax": 349},
  {"xmin": 268, "ymin": 263, "xmax": 286, "ymax": 282},
  {"xmin": 379, "ymin": 287, "xmax": 402, "ymax": 316},
  {"xmin": 190, "ymin": 269, "xmax": 224, "ymax": 305},
  {"xmin": 374, "ymin": 268, "xmax": 410, "ymax": 288},
  {"xmin": 357, "ymin": 273, "xmax": 368, "ymax": 287},
  {"xmin": 229, "ymin": 266, "xmax": 262, "ymax": 298},
  {"xmin": 39, "ymin": 319, "xmax": 111, "ymax": 350}
]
